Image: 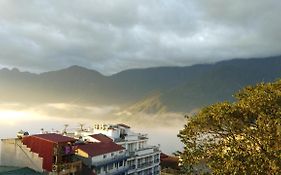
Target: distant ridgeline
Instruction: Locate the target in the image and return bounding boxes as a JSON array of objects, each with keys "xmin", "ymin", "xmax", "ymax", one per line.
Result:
[{"xmin": 0, "ymin": 55, "xmax": 281, "ymax": 113}]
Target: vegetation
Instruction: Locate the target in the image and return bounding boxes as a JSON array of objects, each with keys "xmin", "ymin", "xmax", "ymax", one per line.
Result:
[{"xmin": 178, "ymin": 80, "xmax": 281, "ymax": 174}]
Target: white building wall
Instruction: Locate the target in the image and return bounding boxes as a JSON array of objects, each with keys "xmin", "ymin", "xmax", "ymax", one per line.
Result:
[
  {"xmin": 97, "ymin": 160, "xmax": 127, "ymax": 175},
  {"xmin": 91, "ymin": 149, "xmax": 128, "ymax": 175},
  {"xmin": 0, "ymin": 139, "xmax": 43, "ymax": 172},
  {"xmin": 91, "ymin": 149, "xmax": 125, "ymax": 164},
  {"xmin": 89, "ymin": 124, "xmax": 161, "ymax": 175},
  {"xmin": 93, "ymin": 129, "xmax": 120, "ymax": 139}
]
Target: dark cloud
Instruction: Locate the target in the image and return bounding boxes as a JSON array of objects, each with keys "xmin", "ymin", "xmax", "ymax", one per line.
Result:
[{"xmin": 0, "ymin": 0, "xmax": 280, "ymax": 75}]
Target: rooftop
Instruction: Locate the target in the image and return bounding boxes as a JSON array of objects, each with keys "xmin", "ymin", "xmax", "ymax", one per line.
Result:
[
  {"xmin": 117, "ymin": 123, "xmax": 131, "ymax": 129},
  {"xmin": 30, "ymin": 133, "xmax": 76, "ymax": 143},
  {"xmin": 89, "ymin": 134, "xmax": 113, "ymax": 143},
  {"xmin": 78, "ymin": 142, "xmax": 125, "ymax": 157}
]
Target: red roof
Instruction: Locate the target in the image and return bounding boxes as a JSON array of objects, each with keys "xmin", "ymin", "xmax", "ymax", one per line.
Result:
[
  {"xmin": 78, "ymin": 142, "xmax": 125, "ymax": 157},
  {"xmin": 89, "ymin": 134, "xmax": 113, "ymax": 143},
  {"xmin": 117, "ymin": 123, "xmax": 131, "ymax": 129},
  {"xmin": 31, "ymin": 133, "xmax": 76, "ymax": 143},
  {"xmin": 160, "ymin": 153, "xmax": 180, "ymax": 170}
]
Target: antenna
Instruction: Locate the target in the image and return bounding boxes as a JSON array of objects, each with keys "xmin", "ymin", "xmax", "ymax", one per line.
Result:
[
  {"xmin": 79, "ymin": 123, "xmax": 85, "ymax": 131},
  {"xmin": 63, "ymin": 124, "xmax": 69, "ymax": 134}
]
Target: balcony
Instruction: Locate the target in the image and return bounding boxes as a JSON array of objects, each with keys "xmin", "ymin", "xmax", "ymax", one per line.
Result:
[
  {"xmin": 107, "ymin": 166, "xmax": 130, "ymax": 175},
  {"xmin": 92, "ymin": 154, "xmax": 129, "ymax": 168},
  {"xmin": 154, "ymin": 170, "xmax": 160, "ymax": 174},
  {"xmin": 154, "ymin": 159, "xmax": 160, "ymax": 163},
  {"xmin": 53, "ymin": 145, "xmax": 78, "ymax": 156},
  {"xmin": 129, "ymin": 165, "xmax": 136, "ymax": 170},
  {"xmin": 54, "ymin": 160, "xmax": 82, "ymax": 174},
  {"xmin": 115, "ymin": 133, "xmax": 148, "ymax": 143},
  {"xmin": 129, "ymin": 146, "xmax": 160, "ymax": 157},
  {"xmin": 137, "ymin": 161, "xmax": 154, "ymax": 169}
]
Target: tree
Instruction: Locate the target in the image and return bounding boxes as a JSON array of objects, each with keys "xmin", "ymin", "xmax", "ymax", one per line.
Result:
[{"xmin": 178, "ymin": 80, "xmax": 281, "ymax": 174}]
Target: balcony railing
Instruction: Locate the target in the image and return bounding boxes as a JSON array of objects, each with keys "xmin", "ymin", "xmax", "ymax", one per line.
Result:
[
  {"xmin": 137, "ymin": 161, "xmax": 154, "ymax": 169},
  {"xmin": 53, "ymin": 146, "xmax": 77, "ymax": 156},
  {"xmin": 128, "ymin": 146, "xmax": 160, "ymax": 157},
  {"xmin": 53, "ymin": 160, "xmax": 82, "ymax": 173},
  {"xmin": 154, "ymin": 170, "xmax": 160, "ymax": 175},
  {"xmin": 107, "ymin": 166, "xmax": 130, "ymax": 175},
  {"xmin": 129, "ymin": 165, "xmax": 136, "ymax": 170},
  {"xmin": 154, "ymin": 159, "xmax": 160, "ymax": 163},
  {"xmin": 92, "ymin": 154, "xmax": 129, "ymax": 168}
]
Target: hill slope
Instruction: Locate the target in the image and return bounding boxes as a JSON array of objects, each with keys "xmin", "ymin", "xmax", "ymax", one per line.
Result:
[{"xmin": 0, "ymin": 55, "xmax": 281, "ymax": 113}]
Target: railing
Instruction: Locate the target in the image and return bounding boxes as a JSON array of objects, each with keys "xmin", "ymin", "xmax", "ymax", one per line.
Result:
[
  {"xmin": 107, "ymin": 166, "xmax": 130, "ymax": 175},
  {"xmin": 128, "ymin": 146, "xmax": 160, "ymax": 157},
  {"xmin": 137, "ymin": 161, "xmax": 154, "ymax": 169},
  {"xmin": 154, "ymin": 170, "xmax": 160, "ymax": 175},
  {"xmin": 129, "ymin": 165, "xmax": 136, "ymax": 170},
  {"xmin": 154, "ymin": 159, "xmax": 160, "ymax": 163},
  {"xmin": 115, "ymin": 134, "xmax": 148, "ymax": 142},
  {"xmin": 54, "ymin": 160, "xmax": 82, "ymax": 173},
  {"xmin": 92, "ymin": 154, "xmax": 129, "ymax": 168},
  {"xmin": 53, "ymin": 146, "xmax": 77, "ymax": 156}
]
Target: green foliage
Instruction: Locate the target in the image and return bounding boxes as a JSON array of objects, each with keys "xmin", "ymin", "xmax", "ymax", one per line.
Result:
[{"xmin": 178, "ymin": 80, "xmax": 281, "ymax": 174}]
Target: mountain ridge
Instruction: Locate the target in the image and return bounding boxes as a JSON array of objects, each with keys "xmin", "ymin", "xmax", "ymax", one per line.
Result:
[
  {"xmin": 2, "ymin": 55, "xmax": 280, "ymax": 76},
  {"xmin": 1, "ymin": 55, "xmax": 281, "ymax": 113}
]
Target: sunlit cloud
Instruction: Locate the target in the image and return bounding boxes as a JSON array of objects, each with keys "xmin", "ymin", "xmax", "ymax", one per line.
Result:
[
  {"xmin": 0, "ymin": 109, "xmax": 47, "ymax": 126},
  {"xmin": 0, "ymin": 102, "xmax": 185, "ymax": 153},
  {"xmin": 0, "ymin": 102, "xmax": 185, "ymax": 128}
]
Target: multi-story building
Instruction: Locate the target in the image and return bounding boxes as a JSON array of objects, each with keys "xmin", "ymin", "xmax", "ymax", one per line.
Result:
[
  {"xmin": 90, "ymin": 124, "xmax": 161, "ymax": 175},
  {"xmin": 1, "ymin": 124, "xmax": 160, "ymax": 175},
  {"xmin": 22, "ymin": 133, "xmax": 82, "ymax": 175},
  {"xmin": 75, "ymin": 134, "xmax": 129, "ymax": 175},
  {"xmin": 0, "ymin": 133, "xmax": 82, "ymax": 175}
]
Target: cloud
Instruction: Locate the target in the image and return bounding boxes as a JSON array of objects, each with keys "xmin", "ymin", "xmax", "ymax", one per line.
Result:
[
  {"xmin": 0, "ymin": 102, "xmax": 185, "ymax": 128},
  {"xmin": 0, "ymin": 102, "xmax": 184, "ymax": 154},
  {"xmin": 0, "ymin": 0, "xmax": 280, "ymax": 75}
]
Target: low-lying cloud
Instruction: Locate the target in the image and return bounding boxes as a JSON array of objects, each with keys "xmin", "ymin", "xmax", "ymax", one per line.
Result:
[{"xmin": 0, "ymin": 102, "xmax": 186, "ymax": 127}]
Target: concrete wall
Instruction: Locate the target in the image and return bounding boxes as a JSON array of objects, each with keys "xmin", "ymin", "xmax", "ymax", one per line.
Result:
[
  {"xmin": 91, "ymin": 149, "xmax": 126, "ymax": 164},
  {"xmin": 0, "ymin": 138, "xmax": 43, "ymax": 172},
  {"xmin": 93, "ymin": 129, "xmax": 120, "ymax": 139}
]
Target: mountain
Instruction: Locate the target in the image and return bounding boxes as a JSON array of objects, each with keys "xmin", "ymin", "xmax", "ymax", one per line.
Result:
[
  {"xmin": 1, "ymin": 55, "xmax": 281, "ymax": 113},
  {"xmin": 118, "ymin": 92, "xmax": 167, "ymax": 115}
]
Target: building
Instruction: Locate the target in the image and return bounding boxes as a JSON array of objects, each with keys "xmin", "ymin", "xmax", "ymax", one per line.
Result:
[
  {"xmin": 22, "ymin": 133, "xmax": 82, "ymax": 175},
  {"xmin": 90, "ymin": 124, "xmax": 161, "ymax": 175},
  {"xmin": 1, "ymin": 124, "xmax": 161, "ymax": 175},
  {"xmin": 160, "ymin": 153, "xmax": 180, "ymax": 175},
  {"xmin": 76, "ymin": 134, "xmax": 129, "ymax": 175},
  {"xmin": 1, "ymin": 138, "xmax": 44, "ymax": 173}
]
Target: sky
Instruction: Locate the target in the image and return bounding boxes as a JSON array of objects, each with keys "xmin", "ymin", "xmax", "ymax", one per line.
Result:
[{"xmin": 0, "ymin": 0, "xmax": 280, "ymax": 75}]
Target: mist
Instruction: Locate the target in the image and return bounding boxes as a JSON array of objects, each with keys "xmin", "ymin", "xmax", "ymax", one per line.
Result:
[{"xmin": 0, "ymin": 102, "xmax": 185, "ymax": 160}]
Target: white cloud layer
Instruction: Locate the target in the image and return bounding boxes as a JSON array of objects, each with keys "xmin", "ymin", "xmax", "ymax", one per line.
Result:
[{"xmin": 0, "ymin": 0, "xmax": 280, "ymax": 74}]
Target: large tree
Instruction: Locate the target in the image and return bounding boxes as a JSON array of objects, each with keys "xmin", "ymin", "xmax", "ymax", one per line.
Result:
[{"xmin": 178, "ymin": 80, "xmax": 281, "ymax": 174}]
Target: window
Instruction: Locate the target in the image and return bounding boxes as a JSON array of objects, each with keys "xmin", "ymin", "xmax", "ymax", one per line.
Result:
[
  {"xmin": 119, "ymin": 161, "xmax": 123, "ymax": 167},
  {"xmin": 103, "ymin": 165, "xmax": 107, "ymax": 172},
  {"xmin": 111, "ymin": 153, "xmax": 114, "ymax": 157},
  {"xmin": 103, "ymin": 155, "xmax": 107, "ymax": 159},
  {"xmin": 108, "ymin": 164, "xmax": 113, "ymax": 170}
]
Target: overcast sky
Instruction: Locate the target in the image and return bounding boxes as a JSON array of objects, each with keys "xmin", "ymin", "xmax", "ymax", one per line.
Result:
[{"xmin": 0, "ymin": 0, "xmax": 280, "ymax": 75}]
